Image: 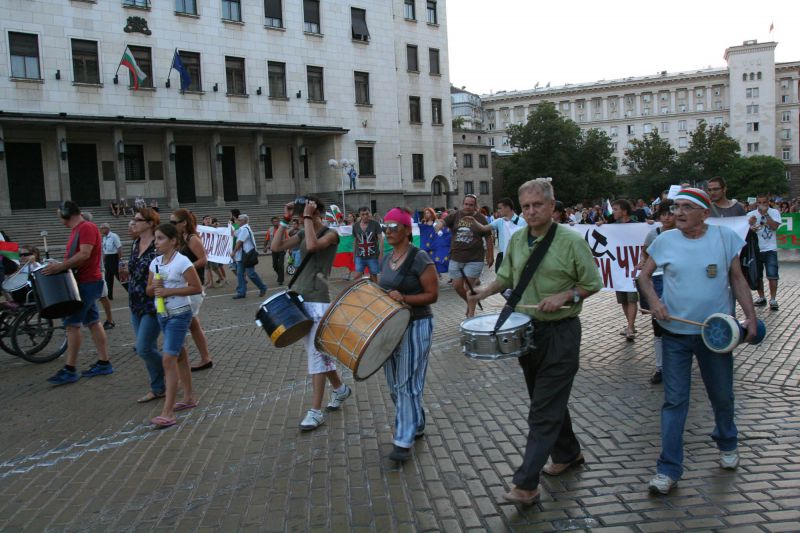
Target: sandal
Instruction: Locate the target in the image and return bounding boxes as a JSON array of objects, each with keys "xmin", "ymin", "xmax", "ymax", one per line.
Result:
[
  {"xmin": 151, "ymin": 416, "xmax": 177, "ymax": 428},
  {"xmin": 137, "ymin": 392, "xmax": 165, "ymax": 403},
  {"xmin": 174, "ymin": 400, "xmax": 198, "ymax": 412}
]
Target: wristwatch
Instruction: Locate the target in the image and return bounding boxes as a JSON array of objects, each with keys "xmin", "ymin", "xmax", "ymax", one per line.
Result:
[{"xmin": 572, "ymin": 287, "xmax": 581, "ymax": 304}]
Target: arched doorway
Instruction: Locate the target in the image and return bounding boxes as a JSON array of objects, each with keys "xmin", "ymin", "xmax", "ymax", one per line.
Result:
[{"xmin": 430, "ymin": 175, "xmax": 450, "ymax": 211}]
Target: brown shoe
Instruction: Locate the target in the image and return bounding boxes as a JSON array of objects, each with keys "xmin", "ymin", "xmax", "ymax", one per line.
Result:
[
  {"xmin": 502, "ymin": 487, "xmax": 540, "ymax": 505},
  {"xmin": 542, "ymin": 454, "xmax": 585, "ymax": 476}
]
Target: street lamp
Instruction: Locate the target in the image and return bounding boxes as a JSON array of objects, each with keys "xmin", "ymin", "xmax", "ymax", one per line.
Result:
[{"xmin": 328, "ymin": 158, "xmax": 356, "ymax": 217}]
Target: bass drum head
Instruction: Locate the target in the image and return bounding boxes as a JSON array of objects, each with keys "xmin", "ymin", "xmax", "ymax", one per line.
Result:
[
  {"xmin": 701, "ymin": 313, "xmax": 740, "ymax": 354},
  {"xmin": 460, "ymin": 312, "xmax": 531, "ymax": 333},
  {"xmin": 352, "ymin": 307, "xmax": 411, "ymax": 381},
  {"xmin": 2, "ymin": 270, "xmax": 31, "ymax": 304}
]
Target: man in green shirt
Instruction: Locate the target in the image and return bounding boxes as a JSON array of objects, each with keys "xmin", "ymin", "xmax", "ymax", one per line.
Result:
[{"xmin": 469, "ymin": 179, "xmax": 602, "ymax": 506}]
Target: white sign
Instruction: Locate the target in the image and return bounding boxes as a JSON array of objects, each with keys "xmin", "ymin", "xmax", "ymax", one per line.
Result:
[
  {"xmin": 565, "ymin": 217, "xmax": 750, "ymax": 292},
  {"xmin": 197, "ymin": 225, "xmax": 233, "ymax": 264},
  {"xmin": 667, "ymin": 185, "xmax": 682, "ymax": 199}
]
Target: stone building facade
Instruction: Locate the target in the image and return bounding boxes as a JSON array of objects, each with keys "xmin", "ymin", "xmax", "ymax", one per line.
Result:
[
  {"xmin": 0, "ymin": 0, "xmax": 455, "ymax": 215},
  {"xmin": 450, "ymin": 128, "xmax": 492, "ymax": 211}
]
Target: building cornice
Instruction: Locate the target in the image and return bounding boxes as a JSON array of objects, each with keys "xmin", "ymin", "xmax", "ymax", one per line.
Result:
[{"xmin": 724, "ymin": 41, "xmax": 777, "ymax": 61}]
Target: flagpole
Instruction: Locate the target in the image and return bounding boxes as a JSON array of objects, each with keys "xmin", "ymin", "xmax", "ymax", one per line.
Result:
[{"xmin": 166, "ymin": 48, "xmax": 176, "ymax": 86}]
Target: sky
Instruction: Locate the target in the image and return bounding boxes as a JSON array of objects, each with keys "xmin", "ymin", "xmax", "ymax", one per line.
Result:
[{"xmin": 447, "ymin": 0, "xmax": 800, "ymax": 96}]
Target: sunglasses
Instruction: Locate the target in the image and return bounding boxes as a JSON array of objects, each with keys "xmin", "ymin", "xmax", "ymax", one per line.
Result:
[
  {"xmin": 383, "ymin": 222, "xmax": 401, "ymax": 234},
  {"xmin": 19, "ymin": 252, "xmax": 34, "ymax": 257},
  {"xmin": 170, "ymin": 220, "xmax": 183, "ymax": 225}
]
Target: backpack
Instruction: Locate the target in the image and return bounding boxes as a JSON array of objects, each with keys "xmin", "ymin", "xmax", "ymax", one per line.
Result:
[{"xmin": 739, "ymin": 230, "xmax": 760, "ymax": 290}]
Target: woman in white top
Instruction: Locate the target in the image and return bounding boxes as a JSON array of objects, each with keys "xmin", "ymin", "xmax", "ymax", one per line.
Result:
[{"xmin": 147, "ymin": 223, "xmax": 202, "ymax": 428}]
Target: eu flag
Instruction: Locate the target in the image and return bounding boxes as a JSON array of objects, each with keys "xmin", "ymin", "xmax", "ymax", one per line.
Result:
[{"xmin": 172, "ymin": 50, "xmax": 192, "ymax": 91}]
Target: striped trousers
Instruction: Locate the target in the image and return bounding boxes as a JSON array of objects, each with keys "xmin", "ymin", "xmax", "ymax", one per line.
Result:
[{"xmin": 384, "ymin": 316, "xmax": 434, "ymax": 448}]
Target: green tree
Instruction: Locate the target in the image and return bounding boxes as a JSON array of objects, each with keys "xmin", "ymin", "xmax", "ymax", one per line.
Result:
[
  {"xmin": 622, "ymin": 130, "xmax": 678, "ymax": 199},
  {"xmin": 501, "ymin": 102, "xmax": 618, "ymax": 204},
  {"xmin": 675, "ymin": 122, "xmax": 740, "ymax": 183},
  {"xmin": 726, "ymin": 155, "xmax": 788, "ymax": 199},
  {"xmin": 452, "ymin": 116, "xmax": 465, "ymax": 129}
]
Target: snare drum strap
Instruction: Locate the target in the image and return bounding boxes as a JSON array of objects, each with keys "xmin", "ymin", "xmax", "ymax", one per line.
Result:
[
  {"xmin": 493, "ymin": 222, "xmax": 558, "ymax": 334},
  {"xmin": 287, "ymin": 227, "xmax": 330, "ymax": 290}
]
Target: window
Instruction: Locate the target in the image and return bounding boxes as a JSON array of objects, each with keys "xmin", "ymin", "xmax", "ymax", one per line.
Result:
[
  {"xmin": 660, "ymin": 122, "xmax": 669, "ymax": 133},
  {"xmin": 358, "ymin": 147, "xmax": 375, "ymax": 176},
  {"xmin": 429, "ymin": 48, "xmax": 440, "ymax": 75},
  {"xmin": 426, "ymin": 1, "xmax": 437, "ymax": 24},
  {"xmin": 409, "ymin": 96, "xmax": 421, "ymax": 123},
  {"xmin": 714, "ymin": 117, "xmax": 723, "ymax": 125},
  {"xmin": 747, "ymin": 104, "xmax": 759, "ymax": 114},
  {"xmin": 746, "ymin": 87, "xmax": 759, "ymax": 98},
  {"xmin": 746, "ymin": 122, "xmax": 759, "ymax": 132},
  {"xmin": 431, "ymin": 98, "xmax": 442, "ymax": 125},
  {"xmin": 306, "ymin": 66, "xmax": 324, "ymax": 101},
  {"xmin": 678, "ymin": 137, "xmax": 687, "ymax": 148},
  {"xmin": 781, "ymin": 129, "xmax": 791, "ymax": 140},
  {"xmin": 488, "ymin": 137, "xmax": 495, "ymax": 146},
  {"xmin": 480, "ymin": 181, "xmax": 489, "ymax": 195},
  {"xmin": 660, "ymin": 106, "xmax": 669, "ymax": 114},
  {"xmin": 351, "ymin": 8, "xmax": 369, "ymax": 41},
  {"xmin": 695, "ymin": 88, "xmax": 704, "ymax": 98},
  {"xmin": 642, "ymin": 107, "xmax": 650, "ymax": 116},
  {"xmin": 643, "ymin": 123, "xmax": 652, "ymax": 134},
  {"xmin": 611, "ymin": 142, "xmax": 617, "ymax": 152},
  {"xmin": 781, "ymin": 95, "xmax": 789, "ymax": 103},
  {"xmin": 178, "ymin": 51, "xmax": 201, "ymax": 91},
  {"xmin": 783, "ymin": 148, "xmax": 791, "ymax": 161},
  {"xmin": 642, "ymin": 93, "xmax": 651, "ymax": 103},
  {"xmin": 303, "ymin": 0, "xmax": 320, "ymax": 33},
  {"xmin": 71, "ymin": 39, "xmax": 100, "ymax": 84},
  {"xmin": 267, "ymin": 61, "xmax": 286, "ymax": 98},
  {"xmin": 9, "ymin": 32, "xmax": 40, "ymax": 79},
  {"xmin": 695, "ymin": 103, "xmax": 704, "ymax": 112},
  {"xmin": 678, "ymin": 103, "xmax": 687, "ymax": 113},
  {"xmin": 479, "ymin": 154, "xmax": 488, "ymax": 168},
  {"xmin": 678, "ymin": 120, "xmax": 687, "ymax": 131},
  {"xmin": 127, "ymin": 45, "xmax": 153, "ymax": 88},
  {"xmin": 433, "ymin": 180, "xmax": 442, "ymax": 195},
  {"xmin": 747, "ymin": 142, "xmax": 759, "ymax": 153},
  {"xmin": 561, "ymin": 102, "xmax": 570, "ymax": 111},
  {"xmin": 124, "ymin": 145, "xmax": 146, "ymax": 180},
  {"xmin": 264, "ymin": 0, "xmax": 282, "ymax": 27},
  {"xmin": 176, "ymin": 0, "xmax": 197, "ymax": 15},
  {"xmin": 263, "ymin": 147, "xmax": 273, "ymax": 179},
  {"xmin": 354, "ymin": 71, "xmax": 369, "ymax": 105},
  {"xmin": 464, "ymin": 181, "xmax": 474, "ymax": 195},
  {"xmin": 781, "ymin": 79, "xmax": 790, "ymax": 90},
  {"xmin": 225, "ymin": 56, "xmax": 246, "ymax": 95},
  {"xmin": 742, "ymin": 73, "xmax": 747, "ymax": 81},
  {"xmin": 124, "ymin": 0, "xmax": 150, "ymax": 7},
  {"xmin": 222, "ymin": 0, "xmax": 241, "ymax": 21},
  {"xmin": 404, "ymin": 0, "xmax": 415, "ymax": 20},
  {"xmin": 782, "ymin": 111, "xmax": 791, "ymax": 122},
  {"xmin": 626, "ymin": 125, "xmax": 634, "ymax": 135},
  {"xmin": 406, "ymin": 45, "xmax": 418, "ymax": 72},
  {"xmin": 757, "ymin": 72, "xmax": 762, "ymax": 80},
  {"xmin": 412, "ymin": 154, "xmax": 424, "ymax": 181},
  {"xmin": 714, "ymin": 100, "xmax": 722, "ymax": 110},
  {"xmin": 610, "ymin": 126, "xmax": 618, "ymax": 137},
  {"xmin": 463, "ymin": 154, "xmax": 473, "ymax": 168}
]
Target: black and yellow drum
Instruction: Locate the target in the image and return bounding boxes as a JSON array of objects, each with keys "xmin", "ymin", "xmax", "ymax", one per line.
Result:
[{"xmin": 255, "ymin": 290, "xmax": 313, "ymax": 347}]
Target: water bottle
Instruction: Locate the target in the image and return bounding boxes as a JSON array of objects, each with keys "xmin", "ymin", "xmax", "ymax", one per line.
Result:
[{"xmin": 154, "ymin": 265, "xmax": 166, "ymax": 315}]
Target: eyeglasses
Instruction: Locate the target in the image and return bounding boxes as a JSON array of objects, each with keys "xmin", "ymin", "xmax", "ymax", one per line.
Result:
[
  {"xmin": 170, "ymin": 220, "xmax": 182, "ymax": 225},
  {"xmin": 383, "ymin": 222, "xmax": 401, "ymax": 234},
  {"xmin": 133, "ymin": 217, "xmax": 148, "ymax": 222},
  {"xmin": 669, "ymin": 204, "xmax": 705, "ymax": 214}
]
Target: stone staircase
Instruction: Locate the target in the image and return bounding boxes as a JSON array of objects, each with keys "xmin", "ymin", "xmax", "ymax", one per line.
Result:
[{"xmin": 0, "ymin": 194, "xmax": 343, "ymax": 259}]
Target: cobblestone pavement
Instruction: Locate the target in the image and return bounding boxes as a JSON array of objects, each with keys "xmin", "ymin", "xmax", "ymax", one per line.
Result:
[{"xmin": 1, "ymin": 260, "xmax": 799, "ymax": 532}]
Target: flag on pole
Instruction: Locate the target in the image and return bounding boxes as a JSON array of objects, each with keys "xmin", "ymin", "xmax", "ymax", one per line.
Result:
[
  {"xmin": 769, "ymin": 21, "xmax": 774, "ymax": 33},
  {"xmin": 0, "ymin": 241, "xmax": 20, "ymax": 263},
  {"xmin": 171, "ymin": 49, "xmax": 192, "ymax": 91},
  {"xmin": 605, "ymin": 199, "xmax": 613, "ymax": 217},
  {"xmin": 119, "ymin": 46, "xmax": 147, "ymax": 90}
]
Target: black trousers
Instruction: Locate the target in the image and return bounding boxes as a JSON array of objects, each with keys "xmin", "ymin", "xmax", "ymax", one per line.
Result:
[
  {"xmin": 512, "ymin": 317, "xmax": 582, "ymax": 490},
  {"xmin": 103, "ymin": 255, "xmax": 119, "ymax": 300},
  {"xmin": 272, "ymin": 251, "xmax": 285, "ymax": 284},
  {"xmin": 495, "ymin": 252, "xmax": 503, "ymax": 273}
]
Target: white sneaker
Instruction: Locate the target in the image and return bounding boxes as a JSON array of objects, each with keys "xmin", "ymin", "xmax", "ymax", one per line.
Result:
[
  {"xmin": 769, "ymin": 299, "xmax": 779, "ymax": 310},
  {"xmin": 299, "ymin": 409, "xmax": 325, "ymax": 431},
  {"xmin": 326, "ymin": 384, "xmax": 352, "ymax": 411},
  {"xmin": 648, "ymin": 473, "xmax": 677, "ymax": 495},
  {"xmin": 720, "ymin": 449, "xmax": 740, "ymax": 470}
]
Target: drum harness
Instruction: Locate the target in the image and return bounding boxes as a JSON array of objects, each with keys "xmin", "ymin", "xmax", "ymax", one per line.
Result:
[
  {"xmin": 492, "ymin": 222, "xmax": 558, "ymax": 337},
  {"xmin": 286, "ymin": 226, "xmax": 331, "ymax": 290}
]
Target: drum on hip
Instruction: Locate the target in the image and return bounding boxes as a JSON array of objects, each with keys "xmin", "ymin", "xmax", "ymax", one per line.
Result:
[
  {"xmin": 460, "ymin": 312, "xmax": 533, "ymax": 361},
  {"xmin": 255, "ymin": 290, "xmax": 313, "ymax": 347}
]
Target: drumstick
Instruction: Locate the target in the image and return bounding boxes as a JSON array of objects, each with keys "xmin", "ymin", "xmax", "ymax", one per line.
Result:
[
  {"xmin": 640, "ymin": 309, "xmax": 705, "ymax": 327},
  {"xmin": 516, "ymin": 304, "xmax": 572, "ymax": 310},
  {"xmin": 460, "ymin": 268, "xmax": 483, "ymax": 311}
]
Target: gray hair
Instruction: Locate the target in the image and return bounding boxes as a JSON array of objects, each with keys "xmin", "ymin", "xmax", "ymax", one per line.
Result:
[
  {"xmin": 238, "ymin": 214, "xmax": 249, "ymax": 223},
  {"xmin": 82, "ymin": 211, "xmax": 94, "ymax": 221},
  {"xmin": 100, "ymin": 222, "xmax": 110, "ymax": 229},
  {"xmin": 518, "ymin": 179, "xmax": 554, "ymax": 201}
]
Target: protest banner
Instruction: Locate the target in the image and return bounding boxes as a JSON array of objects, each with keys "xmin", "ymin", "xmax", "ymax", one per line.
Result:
[
  {"xmin": 778, "ymin": 213, "xmax": 800, "ymax": 249},
  {"xmin": 197, "ymin": 225, "xmax": 233, "ymax": 264},
  {"xmin": 564, "ymin": 217, "xmax": 750, "ymax": 292}
]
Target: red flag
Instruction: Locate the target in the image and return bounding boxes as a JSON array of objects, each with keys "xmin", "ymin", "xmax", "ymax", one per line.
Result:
[{"xmin": 769, "ymin": 22, "xmax": 774, "ymax": 33}]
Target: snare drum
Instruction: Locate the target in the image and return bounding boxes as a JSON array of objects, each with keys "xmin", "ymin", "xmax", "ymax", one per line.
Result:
[
  {"xmin": 255, "ymin": 290, "xmax": 313, "ymax": 347},
  {"xmin": 30, "ymin": 267, "xmax": 82, "ymax": 319},
  {"xmin": 460, "ymin": 312, "xmax": 533, "ymax": 360},
  {"xmin": 315, "ymin": 279, "xmax": 410, "ymax": 381},
  {"xmin": 2, "ymin": 270, "xmax": 32, "ymax": 304}
]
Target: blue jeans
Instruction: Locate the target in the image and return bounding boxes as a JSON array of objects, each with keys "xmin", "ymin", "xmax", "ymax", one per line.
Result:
[
  {"xmin": 657, "ymin": 333, "xmax": 737, "ymax": 480},
  {"xmin": 355, "ymin": 256, "xmax": 380, "ymax": 275},
  {"xmin": 131, "ymin": 312, "xmax": 163, "ymax": 395},
  {"xmin": 235, "ymin": 260, "xmax": 267, "ymax": 296}
]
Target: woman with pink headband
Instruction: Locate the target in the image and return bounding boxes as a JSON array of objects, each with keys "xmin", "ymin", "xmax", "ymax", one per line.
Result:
[{"xmin": 378, "ymin": 208, "xmax": 439, "ymax": 463}]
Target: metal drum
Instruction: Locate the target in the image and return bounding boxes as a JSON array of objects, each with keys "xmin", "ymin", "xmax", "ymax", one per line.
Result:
[
  {"xmin": 30, "ymin": 267, "xmax": 82, "ymax": 319},
  {"xmin": 2, "ymin": 270, "xmax": 32, "ymax": 304},
  {"xmin": 460, "ymin": 312, "xmax": 533, "ymax": 360},
  {"xmin": 255, "ymin": 290, "xmax": 313, "ymax": 347}
]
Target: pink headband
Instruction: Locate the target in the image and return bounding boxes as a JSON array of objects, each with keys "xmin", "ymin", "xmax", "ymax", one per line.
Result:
[{"xmin": 384, "ymin": 208, "xmax": 412, "ymax": 227}]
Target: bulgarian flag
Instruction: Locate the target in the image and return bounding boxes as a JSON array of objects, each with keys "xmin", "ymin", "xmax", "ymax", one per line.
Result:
[
  {"xmin": 333, "ymin": 225, "xmax": 420, "ymax": 271},
  {"xmin": 120, "ymin": 46, "xmax": 147, "ymax": 90},
  {"xmin": 0, "ymin": 241, "xmax": 20, "ymax": 263}
]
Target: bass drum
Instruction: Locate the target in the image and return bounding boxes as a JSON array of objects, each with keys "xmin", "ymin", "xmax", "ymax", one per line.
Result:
[{"xmin": 30, "ymin": 267, "xmax": 83, "ymax": 319}]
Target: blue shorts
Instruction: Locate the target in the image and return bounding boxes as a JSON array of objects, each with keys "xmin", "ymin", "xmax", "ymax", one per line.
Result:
[
  {"xmin": 355, "ymin": 256, "xmax": 380, "ymax": 274},
  {"xmin": 448, "ymin": 260, "xmax": 483, "ymax": 279},
  {"xmin": 757, "ymin": 250, "xmax": 779, "ymax": 280},
  {"xmin": 63, "ymin": 280, "xmax": 103, "ymax": 328},
  {"xmin": 157, "ymin": 311, "xmax": 193, "ymax": 355}
]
